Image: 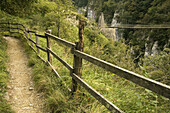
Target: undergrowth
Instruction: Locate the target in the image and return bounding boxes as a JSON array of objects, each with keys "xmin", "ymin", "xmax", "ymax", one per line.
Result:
[{"xmin": 0, "ymin": 34, "xmax": 13, "ymax": 113}]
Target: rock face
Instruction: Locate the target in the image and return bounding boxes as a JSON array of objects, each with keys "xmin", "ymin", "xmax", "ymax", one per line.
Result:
[
  {"xmin": 87, "ymin": 8, "xmax": 95, "ymax": 21},
  {"xmin": 163, "ymin": 38, "xmax": 170, "ymax": 49},
  {"xmin": 78, "ymin": 7, "xmax": 95, "ymax": 21},
  {"xmin": 98, "ymin": 12, "xmax": 105, "ymax": 28},
  {"xmin": 111, "ymin": 11, "xmax": 123, "ymax": 41},
  {"xmin": 97, "ymin": 11, "xmax": 123, "ymax": 41},
  {"xmin": 97, "ymin": 11, "xmax": 168, "ymax": 57},
  {"xmin": 111, "ymin": 11, "xmax": 119, "ymax": 26},
  {"xmin": 151, "ymin": 41, "xmax": 159, "ymax": 56},
  {"xmin": 97, "ymin": 12, "xmax": 116, "ymax": 41},
  {"xmin": 144, "ymin": 42, "xmax": 150, "ymax": 58},
  {"xmin": 144, "ymin": 36, "xmax": 161, "ymax": 58}
]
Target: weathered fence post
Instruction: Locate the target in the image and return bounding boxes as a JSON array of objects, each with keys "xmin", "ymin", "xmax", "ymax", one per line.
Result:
[
  {"xmin": 24, "ymin": 27, "xmax": 29, "ymax": 41},
  {"xmin": 17, "ymin": 23, "xmax": 19, "ymax": 33},
  {"xmin": 29, "ymin": 30, "xmax": 33, "ymax": 47},
  {"xmin": 72, "ymin": 19, "xmax": 85, "ymax": 94},
  {"xmin": 46, "ymin": 30, "xmax": 53, "ymax": 64},
  {"xmin": 35, "ymin": 31, "xmax": 39, "ymax": 54}
]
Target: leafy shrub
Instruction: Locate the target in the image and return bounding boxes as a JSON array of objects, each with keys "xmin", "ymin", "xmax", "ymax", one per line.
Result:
[{"xmin": 143, "ymin": 48, "xmax": 170, "ymax": 85}]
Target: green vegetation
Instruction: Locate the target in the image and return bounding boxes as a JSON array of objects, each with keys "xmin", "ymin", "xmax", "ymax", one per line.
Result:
[
  {"xmin": 0, "ymin": 34, "xmax": 13, "ymax": 113},
  {"xmin": 0, "ymin": 0, "xmax": 37, "ymax": 17},
  {"xmin": 0, "ymin": 0, "xmax": 169, "ymax": 112},
  {"xmin": 74, "ymin": 0, "xmax": 170, "ymax": 63},
  {"xmin": 143, "ymin": 48, "xmax": 170, "ymax": 85}
]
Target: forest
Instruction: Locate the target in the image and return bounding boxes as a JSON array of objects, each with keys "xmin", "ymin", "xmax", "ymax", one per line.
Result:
[{"xmin": 0, "ymin": 0, "xmax": 169, "ymax": 112}]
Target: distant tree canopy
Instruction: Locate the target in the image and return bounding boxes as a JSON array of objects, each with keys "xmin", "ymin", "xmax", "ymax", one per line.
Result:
[
  {"xmin": 72, "ymin": 0, "xmax": 170, "ymax": 25},
  {"xmin": 72, "ymin": 0, "xmax": 88, "ymax": 7},
  {"xmin": 0, "ymin": 0, "xmax": 74, "ymax": 17},
  {"xmin": 0, "ymin": 0, "xmax": 37, "ymax": 17},
  {"xmin": 73, "ymin": 0, "xmax": 170, "ymax": 61}
]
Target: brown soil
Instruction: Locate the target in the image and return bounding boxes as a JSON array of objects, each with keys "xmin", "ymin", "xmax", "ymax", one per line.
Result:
[{"xmin": 4, "ymin": 37, "xmax": 44, "ymax": 113}]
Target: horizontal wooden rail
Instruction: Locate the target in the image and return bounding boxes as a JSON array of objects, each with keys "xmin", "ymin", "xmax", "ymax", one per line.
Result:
[
  {"xmin": 0, "ymin": 23, "xmax": 27, "ymax": 29},
  {"xmin": 30, "ymin": 44, "xmax": 37, "ymax": 53},
  {"xmin": 72, "ymin": 50, "xmax": 170, "ymax": 98},
  {"xmin": 27, "ymin": 30, "xmax": 36, "ymax": 33},
  {"xmin": 36, "ymin": 45, "xmax": 47, "ymax": 52},
  {"xmin": 0, "ymin": 27, "xmax": 10, "ymax": 30},
  {"xmin": 0, "ymin": 26, "xmax": 6, "ymax": 28},
  {"xmin": 9, "ymin": 31, "xmax": 19, "ymax": 34},
  {"xmin": 0, "ymin": 27, "xmax": 6, "ymax": 31},
  {"xmin": 37, "ymin": 55, "xmax": 46, "ymax": 63},
  {"xmin": 47, "ymin": 48, "xmax": 73, "ymax": 71},
  {"xmin": 35, "ymin": 34, "xmax": 46, "ymax": 38},
  {"xmin": 71, "ymin": 73, "xmax": 124, "ymax": 113},
  {"xmin": 8, "ymin": 27, "xmax": 18, "ymax": 30},
  {"xmin": 45, "ymin": 33, "xmax": 76, "ymax": 48},
  {"xmin": 46, "ymin": 61, "xmax": 72, "ymax": 92},
  {"xmin": 0, "ymin": 23, "xmax": 8, "ymax": 24},
  {"xmin": 28, "ymin": 38, "xmax": 36, "ymax": 45},
  {"xmin": 46, "ymin": 61, "xmax": 62, "ymax": 78},
  {"xmin": 8, "ymin": 27, "xmax": 23, "ymax": 31},
  {"xmin": 10, "ymin": 23, "xmax": 25, "ymax": 27},
  {"xmin": 23, "ymin": 31, "xmax": 29, "ymax": 39},
  {"xmin": 15, "ymin": 27, "xmax": 24, "ymax": 31}
]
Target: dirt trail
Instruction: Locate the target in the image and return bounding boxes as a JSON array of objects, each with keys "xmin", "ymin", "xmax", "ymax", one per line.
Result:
[{"xmin": 5, "ymin": 37, "xmax": 44, "ymax": 113}]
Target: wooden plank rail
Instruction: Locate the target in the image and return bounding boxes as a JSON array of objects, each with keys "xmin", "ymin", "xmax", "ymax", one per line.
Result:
[
  {"xmin": 36, "ymin": 45, "xmax": 47, "ymax": 52},
  {"xmin": 35, "ymin": 34, "xmax": 46, "ymax": 38},
  {"xmin": 71, "ymin": 73, "xmax": 124, "ymax": 113},
  {"xmin": 45, "ymin": 33, "xmax": 76, "ymax": 48},
  {"xmin": 47, "ymin": 48, "xmax": 73, "ymax": 71},
  {"xmin": 46, "ymin": 30, "xmax": 53, "ymax": 64},
  {"xmin": 1, "ymin": 22, "xmax": 170, "ymax": 113},
  {"xmin": 1, "ymin": 23, "xmax": 27, "ymax": 30},
  {"xmin": 16, "ymin": 28, "xmax": 23, "ymax": 31},
  {"xmin": 0, "ymin": 26, "xmax": 23, "ymax": 31},
  {"xmin": 37, "ymin": 55, "xmax": 46, "ymax": 63},
  {"xmin": 46, "ymin": 61, "xmax": 72, "ymax": 92},
  {"xmin": 27, "ymin": 30, "xmax": 36, "ymax": 33},
  {"xmin": 30, "ymin": 44, "xmax": 37, "ymax": 53},
  {"xmin": 72, "ymin": 50, "xmax": 170, "ymax": 98},
  {"xmin": 35, "ymin": 31, "xmax": 39, "ymax": 53},
  {"xmin": 7, "ymin": 27, "xmax": 18, "ymax": 30},
  {"xmin": 9, "ymin": 31, "xmax": 19, "ymax": 34},
  {"xmin": 0, "ymin": 25, "xmax": 26, "ymax": 34},
  {"xmin": 28, "ymin": 38, "xmax": 36, "ymax": 45}
]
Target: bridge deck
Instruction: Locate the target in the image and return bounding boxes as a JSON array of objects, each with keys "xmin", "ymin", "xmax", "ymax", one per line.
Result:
[{"xmin": 109, "ymin": 24, "xmax": 170, "ymax": 29}]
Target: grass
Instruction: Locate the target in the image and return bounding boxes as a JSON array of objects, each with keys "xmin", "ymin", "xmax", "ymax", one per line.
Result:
[
  {"xmin": 0, "ymin": 33, "xmax": 13, "ymax": 113},
  {"xmin": 8, "ymin": 30, "xmax": 170, "ymax": 113}
]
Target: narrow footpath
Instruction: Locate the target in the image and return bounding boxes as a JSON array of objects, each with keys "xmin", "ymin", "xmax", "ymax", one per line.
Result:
[{"xmin": 5, "ymin": 37, "xmax": 44, "ymax": 113}]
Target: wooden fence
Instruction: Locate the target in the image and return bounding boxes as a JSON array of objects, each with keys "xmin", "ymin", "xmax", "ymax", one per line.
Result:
[{"xmin": 0, "ymin": 22, "xmax": 170, "ymax": 113}]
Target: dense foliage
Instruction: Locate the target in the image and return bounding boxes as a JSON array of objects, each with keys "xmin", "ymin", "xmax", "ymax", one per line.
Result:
[
  {"xmin": 0, "ymin": 0, "xmax": 37, "ymax": 17},
  {"xmin": 73, "ymin": 0, "xmax": 170, "ymax": 56},
  {"xmin": 73, "ymin": 0, "xmax": 170, "ymax": 82},
  {"xmin": 74, "ymin": 0, "xmax": 170, "ymax": 24}
]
